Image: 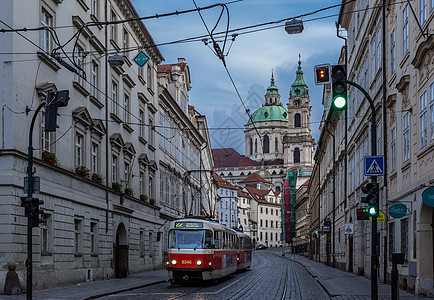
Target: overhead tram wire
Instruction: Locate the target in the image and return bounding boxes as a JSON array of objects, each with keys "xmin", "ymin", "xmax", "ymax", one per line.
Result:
[{"xmin": 1, "ymin": 0, "xmax": 401, "ymax": 60}]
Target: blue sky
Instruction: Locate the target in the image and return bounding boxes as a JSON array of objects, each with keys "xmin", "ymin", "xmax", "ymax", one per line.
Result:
[{"xmin": 131, "ymin": 0, "xmax": 344, "ymax": 153}]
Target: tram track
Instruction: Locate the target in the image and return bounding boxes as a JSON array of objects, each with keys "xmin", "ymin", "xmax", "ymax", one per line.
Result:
[{"xmin": 227, "ymin": 251, "xmax": 289, "ymax": 300}]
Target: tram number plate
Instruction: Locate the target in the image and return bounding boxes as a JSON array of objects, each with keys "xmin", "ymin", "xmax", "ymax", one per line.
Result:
[
  {"xmin": 182, "ymin": 260, "xmax": 192, "ymax": 264},
  {"xmin": 175, "ymin": 222, "xmax": 203, "ymax": 228}
]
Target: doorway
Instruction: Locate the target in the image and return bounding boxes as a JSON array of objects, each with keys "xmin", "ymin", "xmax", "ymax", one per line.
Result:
[{"xmin": 114, "ymin": 223, "xmax": 128, "ymax": 278}]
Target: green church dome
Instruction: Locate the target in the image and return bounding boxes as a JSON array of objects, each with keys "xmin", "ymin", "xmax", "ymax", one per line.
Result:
[{"xmin": 246, "ymin": 105, "xmax": 288, "ymax": 125}]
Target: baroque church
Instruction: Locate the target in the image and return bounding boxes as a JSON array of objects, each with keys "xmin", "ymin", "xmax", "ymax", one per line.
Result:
[{"xmin": 212, "ymin": 58, "xmax": 315, "ymax": 191}]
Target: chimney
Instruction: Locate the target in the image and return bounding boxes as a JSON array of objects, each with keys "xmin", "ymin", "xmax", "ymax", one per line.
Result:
[{"xmin": 178, "ymin": 58, "xmax": 186, "ymax": 63}]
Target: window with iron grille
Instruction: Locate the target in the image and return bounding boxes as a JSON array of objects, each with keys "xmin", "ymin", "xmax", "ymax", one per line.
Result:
[
  {"xmin": 420, "ymin": 90, "xmax": 428, "ymax": 148},
  {"xmin": 403, "ymin": 112, "xmax": 410, "ymax": 162},
  {"xmin": 402, "ymin": 4, "xmax": 409, "ymax": 55}
]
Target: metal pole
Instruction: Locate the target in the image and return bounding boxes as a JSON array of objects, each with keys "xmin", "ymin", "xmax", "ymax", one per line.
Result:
[
  {"xmin": 391, "ymin": 254, "xmax": 398, "ymax": 300},
  {"xmin": 326, "ymin": 129, "xmax": 335, "ymax": 268},
  {"xmin": 26, "ymin": 102, "xmax": 45, "ymax": 300},
  {"xmin": 347, "ymin": 80, "xmax": 377, "ymax": 300},
  {"xmin": 382, "ymin": 0, "xmax": 388, "ymax": 284}
]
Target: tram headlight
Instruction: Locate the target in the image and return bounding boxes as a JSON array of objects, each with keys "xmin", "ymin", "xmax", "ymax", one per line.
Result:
[
  {"xmin": 171, "ymin": 259, "xmax": 177, "ymax": 266},
  {"xmin": 196, "ymin": 260, "xmax": 202, "ymax": 266}
]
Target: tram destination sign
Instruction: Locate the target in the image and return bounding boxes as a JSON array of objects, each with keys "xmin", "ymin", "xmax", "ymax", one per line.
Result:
[{"xmin": 175, "ymin": 221, "xmax": 203, "ymax": 228}]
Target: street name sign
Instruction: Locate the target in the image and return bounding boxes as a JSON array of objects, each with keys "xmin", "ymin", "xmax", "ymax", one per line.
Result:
[
  {"xmin": 24, "ymin": 176, "xmax": 40, "ymax": 194},
  {"xmin": 322, "ymin": 225, "xmax": 330, "ymax": 232},
  {"xmin": 364, "ymin": 155, "xmax": 385, "ymax": 176}
]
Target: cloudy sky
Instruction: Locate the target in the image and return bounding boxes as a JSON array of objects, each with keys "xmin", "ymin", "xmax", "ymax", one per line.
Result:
[{"xmin": 131, "ymin": 0, "xmax": 345, "ymax": 153}]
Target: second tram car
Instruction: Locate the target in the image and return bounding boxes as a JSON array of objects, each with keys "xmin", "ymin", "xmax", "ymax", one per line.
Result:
[
  {"xmin": 167, "ymin": 218, "xmax": 239, "ymax": 283},
  {"xmin": 236, "ymin": 231, "xmax": 253, "ymax": 270}
]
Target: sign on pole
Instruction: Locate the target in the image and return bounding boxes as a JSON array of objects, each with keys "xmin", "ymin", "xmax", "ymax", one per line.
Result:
[
  {"xmin": 370, "ymin": 211, "xmax": 385, "ymax": 222},
  {"xmin": 364, "ymin": 155, "xmax": 385, "ymax": 176}
]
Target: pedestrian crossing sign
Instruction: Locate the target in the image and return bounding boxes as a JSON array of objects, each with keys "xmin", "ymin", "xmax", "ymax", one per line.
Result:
[{"xmin": 364, "ymin": 155, "xmax": 385, "ymax": 176}]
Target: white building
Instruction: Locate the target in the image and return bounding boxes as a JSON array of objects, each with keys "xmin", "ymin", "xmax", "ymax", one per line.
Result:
[
  {"xmin": 245, "ymin": 186, "xmax": 281, "ymax": 248},
  {"xmin": 237, "ymin": 186, "xmax": 253, "ymax": 237},
  {"xmin": 213, "ymin": 173, "xmax": 238, "ymax": 228}
]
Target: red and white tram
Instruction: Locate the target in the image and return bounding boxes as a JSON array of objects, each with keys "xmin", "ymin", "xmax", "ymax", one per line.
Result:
[
  {"xmin": 236, "ymin": 231, "xmax": 253, "ymax": 270},
  {"xmin": 167, "ymin": 218, "xmax": 238, "ymax": 283}
]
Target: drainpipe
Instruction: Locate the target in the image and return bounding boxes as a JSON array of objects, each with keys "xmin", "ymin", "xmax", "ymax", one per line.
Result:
[{"xmin": 104, "ymin": 0, "xmax": 109, "ymax": 233}]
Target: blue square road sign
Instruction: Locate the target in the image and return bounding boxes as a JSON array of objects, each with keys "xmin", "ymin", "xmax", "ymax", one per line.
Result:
[{"xmin": 364, "ymin": 155, "xmax": 385, "ymax": 176}]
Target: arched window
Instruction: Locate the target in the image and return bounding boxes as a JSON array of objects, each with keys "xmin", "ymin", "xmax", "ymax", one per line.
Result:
[
  {"xmin": 294, "ymin": 113, "xmax": 301, "ymax": 127},
  {"xmin": 254, "ymin": 139, "xmax": 258, "ymax": 153},
  {"xmin": 263, "ymin": 135, "xmax": 270, "ymax": 153},
  {"xmin": 275, "ymin": 137, "xmax": 278, "ymax": 153},
  {"xmin": 249, "ymin": 137, "xmax": 253, "ymax": 155},
  {"xmin": 294, "ymin": 147, "xmax": 300, "ymax": 163}
]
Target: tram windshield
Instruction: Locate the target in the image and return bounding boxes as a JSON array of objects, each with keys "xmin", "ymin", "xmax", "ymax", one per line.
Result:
[{"xmin": 169, "ymin": 230, "xmax": 213, "ymax": 249}]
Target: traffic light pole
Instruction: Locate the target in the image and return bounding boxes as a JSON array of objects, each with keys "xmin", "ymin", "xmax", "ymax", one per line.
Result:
[
  {"xmin": 346, "ymin": 80, "xmax": 378, "ymax": 300},
  {"xmin": 26, "ymin": 102, "xmax": 45, "ymax": 300}
]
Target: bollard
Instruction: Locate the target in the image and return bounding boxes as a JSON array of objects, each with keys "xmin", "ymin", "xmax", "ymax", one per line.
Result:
[{"xmin": 391, "ymin": 253, "xmax": 405, "ymax": 300}]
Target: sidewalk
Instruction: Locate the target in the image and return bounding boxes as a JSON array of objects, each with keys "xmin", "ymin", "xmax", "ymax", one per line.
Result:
[
  {"xmin": 285, "ymin": 253, "xmax": 431, "ymax": 299},
  {"xmin": 0, "ymin": 269, "xmax": 168, "ymax": 300}
]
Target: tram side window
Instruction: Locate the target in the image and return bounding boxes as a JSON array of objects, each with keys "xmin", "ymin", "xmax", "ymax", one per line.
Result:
[
  {"xmin": 205, "ymin": 230, "xmax": 213, "ymax": 248},
  {"xmin": 214, "ymin": 231, "xmax": 220, "ymax": 249}
]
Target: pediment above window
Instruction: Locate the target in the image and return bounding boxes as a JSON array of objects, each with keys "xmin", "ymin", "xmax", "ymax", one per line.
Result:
[
  {"xmin": 36, "ymin": 82, "xmax": 57, "ymax": 98},
  {"xmin": 149, "ymin": 160, "xmax": 158, "ymax": 171},
  {"xmin": 72, "ymin": 106, "xmax": 93, "ymax": 127},
  {"xmin": 138, "ymin": 153, "xmax": 150, "ymax": 166},
  {"xmin": 91, "ymin": 119, "xmax": 106, "ymax": 137},
  {"xmin": 110, "ymin": 133, "xmax": 125, "ymax": 150},
  {"xmin": 123, "ymin": 142, "xmax": 136, "ymax": 158},
  {"xmin": 411, "ymin": 34, "xmax": 433, "ymax": 69},
  {"xmin": 396, "ymin": 74, "xmax": 410, "ymax": 92}
]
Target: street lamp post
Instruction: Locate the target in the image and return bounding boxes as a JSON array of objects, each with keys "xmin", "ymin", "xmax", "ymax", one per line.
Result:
[{"xmin": 346, "ymin": 79, "xmax": 378, "ymax": 300}]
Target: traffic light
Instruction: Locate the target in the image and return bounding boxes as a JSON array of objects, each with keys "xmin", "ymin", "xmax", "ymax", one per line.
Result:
[
  {"xmin": 45, "ymin": 90, "xmax": 70, "ymax": 132},
  {"xmin": 362, "ymin": 182, "xmax": 379, "ymax": 217},
  {"xmin": 21, "ymin": 197, "xmax": 44, "ymax": 227},
  {"xmin": 20, "ymin": 196, "xmax": 32, "ymax": 216},
  {"xmin": 31, "ymin": 197, "xmax": 44, "ymax": 228},
  {"xmin": 314, "ymin": 64, "xmax": 331, "ymax": 85},
  {"xmin": 331, "ymin": 65, "xmax": 347, "ymax": 110}
]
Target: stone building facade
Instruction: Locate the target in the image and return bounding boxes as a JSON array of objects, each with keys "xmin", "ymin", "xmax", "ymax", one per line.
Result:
[
  {"xmin": 309, "ymin": 0, "xmax": 433, "ymax": 297},
  {"xmin": 0, "ymin": 0, "xmax": 213, "ymax": 293}
]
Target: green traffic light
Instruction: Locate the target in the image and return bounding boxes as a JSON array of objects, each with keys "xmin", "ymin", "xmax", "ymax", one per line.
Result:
[
  {"xmin": 333, "ymin": 96, "xmax": 346, "ymax": 109},
  {"xmin": 366, "ymin": 205, "xmax": 378, "ymax": 216}
]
